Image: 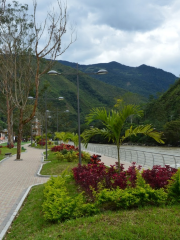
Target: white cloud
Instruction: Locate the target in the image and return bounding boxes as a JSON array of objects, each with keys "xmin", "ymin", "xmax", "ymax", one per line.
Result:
[{"xmin": 5, "ymin": 0, "xmax": 180, "ymax": 75}]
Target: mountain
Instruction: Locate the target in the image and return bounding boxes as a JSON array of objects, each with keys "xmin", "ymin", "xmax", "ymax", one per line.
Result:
[
  {"xmin": 38, "ymin": 61, "xmax": 144, "ymax": 132},
  {"xmin": 57, "ymin": 60, "xmax": 177, "ymax": 97},
  {"xmin": 145, "ymin": 78, "xmax": 180, "ymax": 125}
]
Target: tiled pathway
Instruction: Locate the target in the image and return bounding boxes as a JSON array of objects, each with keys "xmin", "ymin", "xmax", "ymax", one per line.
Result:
[{"xmin": 0, "ymin": 145, "xmax": 49, "ymax": 237}]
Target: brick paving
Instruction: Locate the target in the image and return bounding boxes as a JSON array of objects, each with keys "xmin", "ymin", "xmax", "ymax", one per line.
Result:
[{"xmin": 0, "ymin": 145, "xmax": 49, "ymax": 234}]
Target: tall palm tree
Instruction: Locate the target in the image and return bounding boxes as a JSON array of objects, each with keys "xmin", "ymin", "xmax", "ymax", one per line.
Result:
[{"xmin": 82, "ymin": 106, "xmax": 164, "ymax": 171}]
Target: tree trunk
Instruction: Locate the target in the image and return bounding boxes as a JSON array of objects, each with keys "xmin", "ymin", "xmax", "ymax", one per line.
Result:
[
  {"xmin": 16, "ymin": 109, "xmax": 23, "ymax": 160},
  {"xmin": 117, "ymin": 144, "xmax": 121, "ymax": 172},
  {"xmin": 6, "ymin": 95, "xmax": 14, "ymax": 147}
]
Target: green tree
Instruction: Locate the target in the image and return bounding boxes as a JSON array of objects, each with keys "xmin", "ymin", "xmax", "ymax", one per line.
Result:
[
  {"xmin": 0, "ymin": 0, "xmax": 75, "ymax": 159},
  {"xmin": 54, "ymin": 132, "xmax": 69, "ymax": 143},
  {"xmin": 82, "ymin": 106, "xmax": 164, "ymax": 171},
  {"xmin": 66, "ymin": 132, "xmax": 79, "ymax": 147},
  {"xmin": 163, "ymin": 120, "xmax": 180, "ymax": 145}
]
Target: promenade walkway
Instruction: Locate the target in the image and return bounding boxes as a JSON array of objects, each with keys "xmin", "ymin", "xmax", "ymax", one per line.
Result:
[
  {"xmin": 0, "ymin": 145, "xmax": 49, "ymax": 239},
  {"xmin": 0, "ymin": 144, "xmax": 134, "ymax": 239}
]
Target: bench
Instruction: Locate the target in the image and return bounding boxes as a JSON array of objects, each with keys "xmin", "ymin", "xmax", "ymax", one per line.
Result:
[{"xmin": 5, "ymin": 153, "xmax": 12, "ymax": 157}]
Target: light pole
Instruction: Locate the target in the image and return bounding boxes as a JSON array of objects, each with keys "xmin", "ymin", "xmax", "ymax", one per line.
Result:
[
  {"xmin": 28, "ymin": 95, "xmax": 63, "ymax": 159},
  {"xmin": 31, "ymin": 124, "xmax": 33, "ymax": 146},
  {"xmin": 45, "ymin": 110, "xmax": 51, "ymax": 160},
  {"xmin": 47, "ymin": 65, "xmax": 108, "ymax": 164}
]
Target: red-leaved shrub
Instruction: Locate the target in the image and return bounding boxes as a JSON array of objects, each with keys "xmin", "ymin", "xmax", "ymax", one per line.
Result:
[
  {"xmin": 51, "ymin": 144, "xmax": 78, "ymax": 152},
  {"xmin": 142, "ymin": 165, "xmax": 177, "ymax": 189},
  {"xmin": 7, "ymin": 143, "xmax": 14, "ymax": 148},
  {"xmin": 72, "ymin": 162, "xmax": 141, "ymax": 197}
]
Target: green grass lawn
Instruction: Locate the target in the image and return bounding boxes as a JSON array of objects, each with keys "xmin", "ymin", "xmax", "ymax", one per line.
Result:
[
  {"xmin": 0, "ymin": 145, "xmax": 27, "ymax": 161},
  {"xmin": 0, "ymin": 147, "xmax": 17, "ymax": 161},
  {"xmin": 41, "ymin": 151, "xmax": 86, "ymax": 175},
  {"xmin": 0, "ymin": 141, "xmax": 31, "ymax": 147},
  {"xmin": 5, "ymin": 182, "xmax": 180, "ymax": 240}
]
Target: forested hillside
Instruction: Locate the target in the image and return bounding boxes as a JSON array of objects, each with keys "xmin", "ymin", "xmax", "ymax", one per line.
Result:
[{"xmin": 58, "ymin": 60, "xmax": 177, "ymax": 97}]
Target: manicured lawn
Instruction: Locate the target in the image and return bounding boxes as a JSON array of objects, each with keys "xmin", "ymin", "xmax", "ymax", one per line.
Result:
[
  {"xmin": 41, "ymin": 160, "xmax": 79, "ymax": 175},
  {"xmin": 41, "ymin": 151, "xmax": 86, "ymax": 175},
  {"xmin": 5, "ymin": 183, "xmax": 180, "ymax": 240},
  {"xmin": 0, "ymin": 147, "xmax": 17, "ymax": 161},
  {"xmin": 0, "ymin": 145, "xmax": 27, "ymax": 161},
  {"xmin": 0, "ymin": 141, "xmax": 30, "ymax": 147}
]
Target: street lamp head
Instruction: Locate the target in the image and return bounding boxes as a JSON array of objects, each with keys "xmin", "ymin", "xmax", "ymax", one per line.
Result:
[
  {"xmin": 28, "ymin": 96, "xmax": 35, "ymax": 100},
  {"xmin": 47, "ymin": 70, "xmax": 61, "ymax": 76},
  {"xmin": 65, "ymin": 110, "xmax": 69, "ymax": 113},
  {"xmin": 46, "ymin": 110, "xmax": 50, "ymax": 113},
  {"xmin": 96, "ymin": 69, "xmax": 108, "ymax": 75},
  {"xmin": 58, "ymin": 96, "xmax": 64, "ymax": 100}
]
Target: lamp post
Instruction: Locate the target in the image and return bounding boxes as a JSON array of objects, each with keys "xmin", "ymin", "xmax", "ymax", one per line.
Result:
[
  {"xmin": 47, "ymin": 65, "xmax": 108, "ymax": 164},
  {"xmin": 45, "ymin": 110, "xmax": 50, "ymax": 160},
  {"xmin": 31, "ymin": 124, "xmax": 33, "ymax": 146},
  {"xmin": 28, "ymin": 95, "xmax": 63, "ymax": 159}
]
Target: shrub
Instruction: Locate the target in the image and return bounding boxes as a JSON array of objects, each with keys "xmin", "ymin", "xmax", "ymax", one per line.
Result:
[
  {"xmin": 42, "ymin": 175, "xmax": 99, "ymax": 222},
  {"xmin": 7, "ymin": 143, "xmax": 14, "ymax": 148},
  {"xmin": 142, "ymin": 165, "xmax": 177, "ymax": 189},
  {"xmin": 167, "ymin": 168, "xmax": 180, "ymax": 202},
  {"xmin": 72, "ymin": 162, "xmax": 141, "ymax": 197},
  {"xmin": 90, "ymin": 154, "xmax": 101, "ymax": 164},
  {"xmin": 38, "ymin": 140, "xmax": 45, "ymax": 146},
  {"xmin": 65, "ymin": 151, "xmax": 78, "ymax": 162},
  {"xmin": 0, "ymin": 149, "xmax": 1, "ymax": 154},
  {"xmin": 55, "ymin": 152, "xmax": 65, "ymax": 162},
  {"xmin": 51, "ymin": 144, "xmax": 78, "ymax": 152},
  {"xmin": 81, "ymin": 151, "xmax": 91, "ymax": 163},
  {"xmin": 95, "ymin": 185, "xmax": 167, "ymax": 210}
]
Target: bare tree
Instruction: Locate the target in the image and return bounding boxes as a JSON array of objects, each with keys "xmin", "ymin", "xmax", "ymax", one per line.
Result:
[{"xmin": 0, "ymin": 0, "xmax": 75, "ymax": 159}]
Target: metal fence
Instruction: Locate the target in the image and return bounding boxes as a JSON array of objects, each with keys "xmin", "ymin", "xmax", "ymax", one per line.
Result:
[{"xmin": 81, "ymin": 144, "xmax": 180, "ymax": 169}]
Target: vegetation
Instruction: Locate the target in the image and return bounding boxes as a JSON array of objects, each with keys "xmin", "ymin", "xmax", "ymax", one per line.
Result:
[
  {"xmin": 0, "ymin": 0, "xmax": 74, "ymax": 159},
  {"xmin": 0, "ymin": 145, "xmax": 26, "ymax": 161},
  {"xmin": 82, "ymin": 104, "xmax": 164, "ymax": 170},
  {"xmin": 5, "ymin": 165, "xmax": 180, "ymax": 240},
  {"xmin": 58, "ymin": 60, "xmax": 177, "ymax": 97}
]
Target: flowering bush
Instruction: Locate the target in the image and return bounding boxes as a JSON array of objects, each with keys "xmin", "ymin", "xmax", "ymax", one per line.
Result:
[{"xmin": 142, "ymin": 165, "xmax": 177, "ymax": 189}]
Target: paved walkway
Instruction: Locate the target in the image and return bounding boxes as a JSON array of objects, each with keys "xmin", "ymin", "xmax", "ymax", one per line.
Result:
[
  {"xmin": 0, "ymin": 144, "xmax": 135, "ymax": 239},
  {"xmin": 0, "ymin": 145, "xmax": 49, "ymax": 237}
]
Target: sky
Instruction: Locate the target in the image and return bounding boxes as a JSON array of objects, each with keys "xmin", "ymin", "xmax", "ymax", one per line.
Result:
[{"xmin": 8, "ymin": 0, "xmax": 180, "ymax": 76}]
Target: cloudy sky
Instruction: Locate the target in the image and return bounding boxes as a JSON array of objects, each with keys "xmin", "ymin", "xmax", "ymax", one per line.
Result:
[{"xmin": 10, "ymin": 0, "xmax": 180, "ymax": 76}]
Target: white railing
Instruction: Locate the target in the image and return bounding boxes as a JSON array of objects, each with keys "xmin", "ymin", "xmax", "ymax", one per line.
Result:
[{"xmin": 81, "ymin": 144, "xmax": 180, "ymax": 169}]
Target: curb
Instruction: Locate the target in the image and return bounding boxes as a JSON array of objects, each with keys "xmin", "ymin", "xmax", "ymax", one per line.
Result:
[
  {"xmin": 36, "ymin": 152, "xmax": 57, "ymax": 178},
  {"xmin": 0, "ymin": 183, "xmax": 42, "ymax": 240}
]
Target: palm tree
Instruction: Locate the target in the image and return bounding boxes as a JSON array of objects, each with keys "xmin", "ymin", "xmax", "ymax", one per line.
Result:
[
  {"xmin": 54, "ymin": 132, "xmax": 69, "ymax": 144},
  {"xmin": 82, "ymin": 106, "xmax": 164, "ymax": 171},
  {"xmin": 65, "ymin": 132, "xmax": 79, "ymax": 147}
]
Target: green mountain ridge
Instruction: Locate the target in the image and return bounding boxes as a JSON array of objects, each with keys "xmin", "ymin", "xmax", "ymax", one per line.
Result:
[
  {"xmin": 38, "ymin": 61, "xmax": 138, "ymax": 132},
  {"xmin": 57, "ymin": 60, "xmax": 177, "ymax": 97},
  {"xmin": 146, "ymin": 78, "xmax": 180, "ymax": 125}
]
